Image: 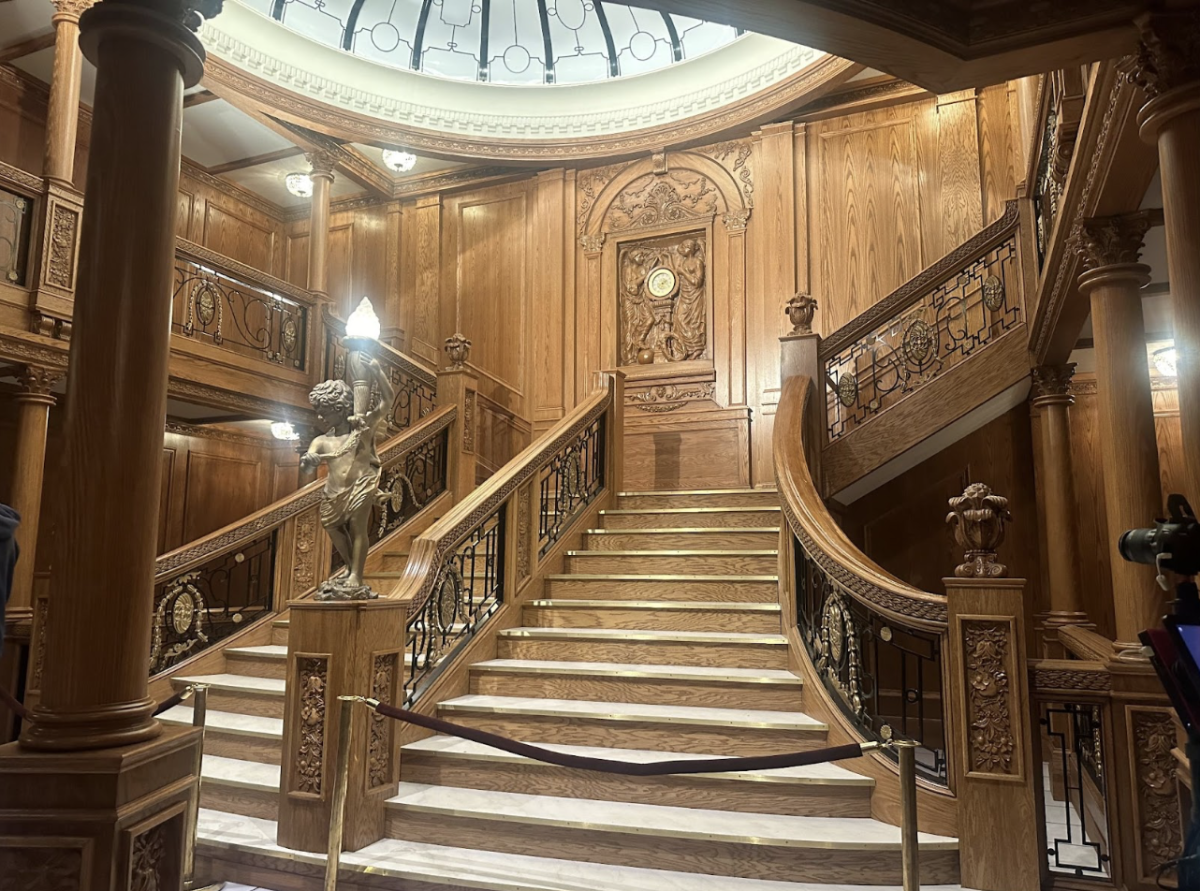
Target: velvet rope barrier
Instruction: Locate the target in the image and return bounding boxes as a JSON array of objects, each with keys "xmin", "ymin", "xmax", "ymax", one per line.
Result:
[
  {"xmin": 371, "ymin": 700, "xmax": 874, "ymax": 776},
  {"xmin": 152, "ymin": 685, "xmax": 195, "ymax": 717},
  {"xmin": 0, "ymin": 683, "xmax": 28, "ymax": 721}
]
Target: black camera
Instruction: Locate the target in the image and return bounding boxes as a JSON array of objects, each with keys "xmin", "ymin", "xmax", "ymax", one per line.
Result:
[{"xmin": 1119, "ymin": 494, "xmax": 1200, "ymax": 578}]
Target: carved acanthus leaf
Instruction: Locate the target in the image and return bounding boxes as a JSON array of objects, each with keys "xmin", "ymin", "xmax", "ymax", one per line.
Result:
[
  {"xmin": 1129, "ymin": 11, "xmax": 1200, "ymax": 99},
  {"xmin": 1132, "ymin": 709, "xmax": 1183, "ymax": 876},
  {"xmin": 306, "ymin": 149, "xmax": 338, "ymax": 178},
  {"xmin": 946, "ymin": 483, "xmax": 1011, "ymax": 579},
  {"xmin": 18, "ymin": 365, "xmax": 62, "ymax": 398},
  {"xmin": 1030, "ymin": 363, "xmax": 1076, "ymax": 402},
  {"xmin": 1075, "ymin": 210, "xmax": 1162, "ymax": 270}
]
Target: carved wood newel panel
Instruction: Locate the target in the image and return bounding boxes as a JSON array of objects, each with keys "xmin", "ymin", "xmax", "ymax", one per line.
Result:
[
  {"xmin": 291, "ymin": 654, "xmax": 329, "ymax": 799},
  {"xmin": 958, "ymin": 615, "xmax": 1022, "ymax": 780},
  {"xmin": 618, "ymin": 231, "xmax": 708, "ymax": 366}
]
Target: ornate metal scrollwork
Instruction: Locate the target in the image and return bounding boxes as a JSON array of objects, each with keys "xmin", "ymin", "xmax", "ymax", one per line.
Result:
[{"xmin": 538, "ymin": 414, "xmax": 605, "ymax": 557}]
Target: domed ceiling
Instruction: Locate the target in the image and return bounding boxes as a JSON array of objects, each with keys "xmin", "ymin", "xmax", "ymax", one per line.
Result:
[{"xmin": 247, "ymin": 0, "xmax": 743, "ymax": 86}]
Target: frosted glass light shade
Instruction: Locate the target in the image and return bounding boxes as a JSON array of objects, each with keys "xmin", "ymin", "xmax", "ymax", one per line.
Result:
[
  {"xmin": 1153, "ymin": 346, "xmax": 1178, "ymax": 377},
  {"xmin": 285, "ymin": 172, "xmax": 313, "ymax": 198},
  {"xmin": 382, "ymin": 148, "xmax": 417, "ymax": 172},
  {"xmin": 346, "ymin": 297, "xmax": 381, "ymax": 340},
  {"xmin": 270, "ymin": 421, "xmax": 300, "ymax": 441}
]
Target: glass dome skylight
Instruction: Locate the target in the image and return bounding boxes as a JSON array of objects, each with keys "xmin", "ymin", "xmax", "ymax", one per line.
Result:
[{"xmin": 248, "ymin": 0, "xmax": 743, "ymax": 86}]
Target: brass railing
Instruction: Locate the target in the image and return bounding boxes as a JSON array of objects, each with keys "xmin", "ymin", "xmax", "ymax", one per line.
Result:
[
  {"xmin": 776, "ymin": 374, "xmax": 950, "ymax": 783},
  {"xmin": 391, "ymin": 375, "xmax": 620, "ymax": 705},
  {"xmin": 820, "ymin": 200, "xmax": 1023, "ymax": 442},
  {"xmin": 323, "ymin": 311, "xmax": 438, "ymax": 433},
  {"xmin": 149, "ymin": 406, "xmax": 456, "ymax": 676},
  {"xmin": 173, "ymin": 239, "xmax": 313, "ymax": 371}
]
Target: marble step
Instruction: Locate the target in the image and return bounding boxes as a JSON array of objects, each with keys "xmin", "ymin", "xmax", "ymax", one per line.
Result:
[
  {"xmin": 522, "ymin": 599, "xmax": 781, "ymax": 634},
  {"xmin": 158, "ymin": 706, "xmax": 282, "ymax": 764},
  {"xmin": 436, "ymin": 694, "xmax": 827, "ymax": 755},
  {"xmin": 224, "ymin": 644, "xmax": 289, "ymax": 679},
  {"xmin": 565, "ymin": 549, "xmax": 779, "ymax": 576},
  {"xmin": 198, "ymin": 809, "xmax": 968, "ymax": 891},
  {"xmin": 383, "ymin": 783, "xmax": 959, "ymax": 885},
  {"xmin": 546, "ymin": 574, "xmax": 779, "ymax": 602},
  {"xmin": 172, "ymin": 673, "xmax": 286, "ymax": 719},
  {"xmin": 618, "ymin": 488, "xmax": 779, "ymax": 509},
  {"xmin": 584, "ymin": 527, "xmax": 779, "ymax": 551},
  {"xmin": 599, "ymin": 506, "xmax": 781, "ymax": 530},
  {"xmin": 470, "ymin": 658, "xmax": 805, "ymax": 710},
  {"xmin": 498, "ymin": 626, "xmax": 790, "ymax": 669},
  {"xmin": 400, "ymin": 735, "xmax": 872, "ymax": 818},
  {"xmin": 199, "ymin": 754, "xmax": 279, "ymax": 822}
]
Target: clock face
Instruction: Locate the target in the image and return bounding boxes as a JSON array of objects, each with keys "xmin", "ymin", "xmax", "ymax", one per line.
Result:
[{"xmin": 646, "ymin": 267, "xmax": 677, "ymax": 298}]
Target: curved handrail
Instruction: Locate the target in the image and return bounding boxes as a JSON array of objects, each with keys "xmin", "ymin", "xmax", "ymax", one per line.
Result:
[
  {"xmin": 774, "ymin": 375, "xmax": 947, "ymax": 629},
  {"xmin": 394, "ymin": 381, "xmax": 614, "ymax": 616},
  {"xmin": 154, "ymin": 405, "xmax": 456, "ymax": 582}
]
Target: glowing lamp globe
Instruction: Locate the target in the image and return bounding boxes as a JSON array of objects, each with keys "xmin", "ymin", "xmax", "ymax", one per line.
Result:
[
  {"xmin": 270, "ymin": 421, "xmax": 300, "ymax": 441},
  {"xmin": 285, "ymin": 172, "xmax": 313, "ymax": 198},
  {"xmin": 346, "ymin": 297, "xmax": 381, "ymax": 340},
  {"xmin": 382, "ymin": 149, "xmax": 418, "ymax": 173}
]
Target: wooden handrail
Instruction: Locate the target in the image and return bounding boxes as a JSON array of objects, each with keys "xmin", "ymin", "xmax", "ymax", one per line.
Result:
[
  {"xmin": 819, "ymin": 199, "xmax": 1020, "ymax": 361},
  {"xmin": 154, "ymin": 405, "xmax": 456, "ymax": 581},
  {"xmin": 774, "ymin": 374, "xmax": 948, "ymax": 629},
  {"xmin": 176, "ymin": 237, "xmax": 317, "ymax": 309},
  {"xmin": 321, "ymin": 306, "xmax": 437, "ymax": 389},
  {"xmin": 392, "ymin": 377, "xmax": 616, "ymax": 616},
  {"xmin": 0, "ymin": 160, "xmax": 42, "ymax": 197}
]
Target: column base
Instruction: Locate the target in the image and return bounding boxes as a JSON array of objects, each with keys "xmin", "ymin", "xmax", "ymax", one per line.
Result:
[
  {"xmin": 20, "ymin": 696, "xmax": 161, "ymax": 751},
  {"xmin": 0, "ymin": 723, "xmax": 202, "ymax": 891}
]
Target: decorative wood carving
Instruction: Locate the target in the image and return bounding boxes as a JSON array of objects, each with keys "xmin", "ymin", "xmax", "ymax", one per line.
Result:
[
  {"xmin": 444, "ymin": 333, "xmax": 471, "ymax": 369},
  {"xmin": 45, "ymin": 204, "xmax": 79, "ymax": 290},
  {"xmin": 30, "ymin": 596, "xmax": 49, "ymax": 691},
  {"xmin": 1030, "ymin": 665, "xmax": 1112, "ymax": 692},
  {"xmin": 785, "ymin": 293, "xmax": 818, "ymax": 335},
  {"xmin": 1131, "ymin": 708, "xmax": 1184, "ymax": 877},
  {"xmin": 294, "ymin": 655, "xmax": 328, "ymax": 796},
  {"xmin": 368, "ymin": 652, "xmax": 396, "ymax": 789},
  {"xmin": 0, "ymin": 846, "xmax": 82, "ymax": 891},
  {"xmin": 17, "ymin": 365, "xmax": 62, "ymax": 399},
  {"xmin": 606, "ymin": 171, "xmax": 718, "ymax": 234},
  {"xmin": 580, "ymin": 233, "xmax": 605, "ymax": 253},
  {"xmin": 1075, "ymin": 209, "xmax": 1163, "ymax": 269},
  {"xmin": 962, "ymin": 619, "xmax": 1016, "ymax": 776},
  {"xmin": 516, "ymin": 484, "xmax": 532, "ymax": 582},
  {"xmin": 618, "ymin": 232, "xmax": 708, "ymax": 366},
  {"xmin": 130, "ymin": 821, "xmax": 169, "ymax": 891},
  {"xmin": 293, "ymin": 507, "xmax": 318, "ymax": 591},
  {"xmin": 627, "ymin": 381, "xmax": 715, "ymax": 413},
  {"xmin": 697, "ymin": 140, "xmax": 755, "ymax": 208},
  {"xmin": 305, "ymin": 149, "xmax": 338, "ymax": 179},
  {"xmin": 1030, "ymin": 363, "xmax": 1076, "ymax": 405},
  {"xmin": 462, "ymin": 389, "xmax": 476, "ymax": 454},
  {"xmin": 1129, "ymin": 10, "xmax": 1200, "ymax": 99},
  {"xmin": 947, "ymin": 483, "xmax": 1011, "ymax": 579}
]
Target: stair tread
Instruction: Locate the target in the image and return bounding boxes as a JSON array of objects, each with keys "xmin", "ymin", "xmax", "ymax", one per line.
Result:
[
  {"xmin": 473, "ymin": 659, "xmax": 803, "ymax": 684},
  {"xmin": 587, "ymin": 527, "xmax": 780, "ymax": 534},
  {"xmin": 197, "ymin": 810, "xmax": 965, "ymax": 891},
  {"xmin": 386, "ymin": 783, "xmax": 955, "ymax": 849},
  {"xmin": 568, "ymin": 549, "xmax": 779, "ymax": 556},
  {"xmin": 224, "ymin": 644, "xmax": 288, "ymax": 658},
  {"xmin": 526, "ymin": 599, "xmax": 780, "ymax": 612},
  {"xmin": 159, "ymin": 706, "xmax": 282, "ymax": 738},
  {"xmin": 402, "ymin": 736, "xmax": 869, "ymax": 786},
  {"xmin": 500, "ymin": 627, "xmax": 787, "ymax": 643},
  {"xmin": 439, "ymin": 695, "xmax": 827, "ymax": 730},
  {"xmin": 173, "ymin": 673, "xmax": 285, "ymax": 694},
  {"xmin": 548, "ymin": 573, "xmax": 778, "ymax": 581},
  {"xmin": 601, "ymin": 507, "xmax": 780, "ymax": 515},
  {"xmin": 202, "ymin": 754, "xmax": 279, "ymax": 790},
  {"xmin": 618, "ymin": 488, "xmax": 775, "ymax": 496}
]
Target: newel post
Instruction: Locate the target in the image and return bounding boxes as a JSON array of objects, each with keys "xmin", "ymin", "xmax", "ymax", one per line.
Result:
[
  {"xmin": 601, "ymin": 368, "xmax": 626, "ymax": 494},
  {"xmin": 438, "ymin": 334, "xmax": 478, "ymax": 502},
  {"xmin": 943, "ymin": 484, "xmax": 1044, "ymax": 891},
  {"xmin": 779, "ymin": 293, "xmax": 822, "ymax": 475},
  {"xmin": 276, "ymin": 599, "xmax": 408, "ymax": 853}
]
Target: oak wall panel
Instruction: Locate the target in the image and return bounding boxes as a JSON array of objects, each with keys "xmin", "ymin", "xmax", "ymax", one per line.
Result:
[
  {"xmin": 978, "ymin": 83, "xmax": 1022, "ymax": 225},
  {"xmin": 201, "ymin": 203, "xmax": 279, "ymax": 274}
]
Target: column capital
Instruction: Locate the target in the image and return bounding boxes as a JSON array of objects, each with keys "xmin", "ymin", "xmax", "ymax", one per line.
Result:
[
  {"xmin": 1076, "ymin": 210, "xmax": 1162, "ymax": 269},
  {"xmin": 306, "ymin": 149, "xmax": 338, "ymax": 180},
  {"xmin": 17, "ymin": 365, "xmax": 62, "ymax": 404},
  {"xmin": 78, "ymin": 0, "xmax": 214, "ymax": 88},
  {"xmin": 1031, "ymin": 363, "xmax": 1076, "ymax": 407},
  {"xmin": 1129, "ymin": 11, "xmax": 1200, "ymax": 102},
  {"xmin": 50, "ymin": 0, "xmax": 94, "ymax": 24}
]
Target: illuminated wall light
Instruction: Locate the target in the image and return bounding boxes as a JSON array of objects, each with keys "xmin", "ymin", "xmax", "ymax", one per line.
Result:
[
  {"xmin": 285, "ymin": 172, "xmax": 313, "ymax": 198},
  {"xmin": 346, "ymin": 296, "xmax": 381, "ymax": 340}
]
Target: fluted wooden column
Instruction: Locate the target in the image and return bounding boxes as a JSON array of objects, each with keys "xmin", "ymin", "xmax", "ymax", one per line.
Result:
[
  {"xmin": 1135, "ymin": 11, "xmax": 1200, "ymax": 503},
  {"xmin": 5, "ymin": 367, "xmax": 62, "ymax": 624},
  {"xmin": 1030, "ymin": 364, "xmax": 1089, "ymax": 650},
  {"xmin": 43, "ymin": 0, "xmax": 90, "ymax": 186},
  {"xmin": 1076, "ymin": 212, "xmax": 1165, "ymax": 651},
  {"xmin": 306, "ymin": 151, "xmax": 335, "ymax": 301},
  {"xmin": 20, "ymin": 0, "xmax": 206, "ymax": 751}
]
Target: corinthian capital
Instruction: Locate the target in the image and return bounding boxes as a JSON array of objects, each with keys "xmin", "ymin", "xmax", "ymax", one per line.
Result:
[
  {"xmin": 1075, "ymin": 209, "xmax": 1163, "ymax": 270},
  {"xmin": 51, "ymin": 0, "xmax": 94, "ymax": 22},
  {"xmin": 1031, "ymin": 364, "xmax": 1076, "ymax": 405},
  {"xmin": 306, "ymin": 150, "xmax": 338, "ymax": 179},
  {"xmin": 1129, "ymin": 11, "xmax": 1200, "ymax": 99},
  {"xmin": 18, "ymin": 365, "xmax": 63, "ymax": 400}
]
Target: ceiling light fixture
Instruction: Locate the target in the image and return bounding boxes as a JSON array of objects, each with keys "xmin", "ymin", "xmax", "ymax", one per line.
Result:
[
  {"xmin": 381, "ymin": 148, "xmax": 418, "ymax": 173},
  {"xmin": 270, "ymin": 421, "xmax": 301, "ymax": 441},
  {"xmin": 285, "ymin": 172, "xmax": 313, "ymax": 198},
  {"xmin": 1153, "ymin": 345, "xmax": 1178, "ymax": 377}
]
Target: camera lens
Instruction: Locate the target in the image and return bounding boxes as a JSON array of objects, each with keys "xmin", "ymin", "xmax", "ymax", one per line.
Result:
[{"xmin": 1118, "ymin": 528, "xmax": 1160, "ymax": 567}]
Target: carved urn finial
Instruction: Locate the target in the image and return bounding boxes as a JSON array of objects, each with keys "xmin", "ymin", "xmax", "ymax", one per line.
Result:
[
  {"xmin": 785, "ymin": 293, "xmax": 818, "ymax": 335},
  {"xmin": 444, "ymin": 333, "xmax": 472, "ymax": 369},
  {"xmin": 946, "ymin": 483, "xmax": 1012, "ymax": 579}
]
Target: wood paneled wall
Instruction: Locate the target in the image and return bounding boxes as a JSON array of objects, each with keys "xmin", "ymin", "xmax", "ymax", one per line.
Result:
[
  {"xmin": 0, "ymin": 67, "xmax": 89, "ymax": 191},
  {"xmin": 284, "ymin": 203, "xmax": 388, "ymax": 321},
  {"xmin": 175, "ymin": 174, "xmax": 288, "ymax": 279}
]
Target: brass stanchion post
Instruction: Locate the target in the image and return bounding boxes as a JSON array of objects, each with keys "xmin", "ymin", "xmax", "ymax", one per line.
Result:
[
  {"xmin": 184, "ymin": 684, "xmax": 225, "ymax": 891},
  {"xmin": 324, "ymin": 696, "xmax": 356, "ymax": 891},
  {"xmin": 898, "ymin": 741, "xmax": 920, "ymax": 891}
]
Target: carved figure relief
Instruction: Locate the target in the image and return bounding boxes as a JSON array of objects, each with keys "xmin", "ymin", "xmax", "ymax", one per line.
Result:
[
  {"xmin": 130, "ymin": 822, "xmax": 170, "ymax": 891},
  {"xmin": 618, "ymin": 232, "xmax": 708, "ymax": 366}
]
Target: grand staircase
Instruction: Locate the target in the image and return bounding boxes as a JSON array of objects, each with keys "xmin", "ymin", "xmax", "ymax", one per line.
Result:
[{"xmin": 173, "ymin": 489, "xmax": 962, "ymax": 890}]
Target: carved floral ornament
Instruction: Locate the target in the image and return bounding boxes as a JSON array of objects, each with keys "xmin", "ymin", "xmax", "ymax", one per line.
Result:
[
  {"xmin": 444, "ymin": 333, "xmax": 471, "ymax": 369},
  {"xmin": 785, "ymin": 293, "xmax": 818, "ymax": 335},
  {"xmin": 946, "ymin": 483, "xmax": 1011, "ymax": 579},
  {"xmin": 1031, "ymin": 363, "xmax": 1076, "ymax": 404},
  {"xmin": 1128, "ymin": 10, "xmax": 1200, "ymax": 99},
  {"xmin": 1075, "ymin": 210, "xmax": 1162, "ymax": 271}
]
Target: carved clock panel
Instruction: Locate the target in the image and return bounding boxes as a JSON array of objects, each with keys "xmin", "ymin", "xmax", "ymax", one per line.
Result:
[{"xmin": 617, "ymin": 230, "xmax": 709, "ymax": 367}]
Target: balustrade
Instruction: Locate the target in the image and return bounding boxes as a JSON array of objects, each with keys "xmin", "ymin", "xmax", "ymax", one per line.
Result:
[
  {"xmin": 822, "ymin": 201, "xmax": 1022, "ymax": 442},
  {"xmin": 0, "ymin": 177, "xmax": 35, "ymax": 288}
]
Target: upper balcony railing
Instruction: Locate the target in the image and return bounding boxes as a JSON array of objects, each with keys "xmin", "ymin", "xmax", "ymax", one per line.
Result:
[
  {"xmin": 821, "ymin": 200, "xmax": 1023, "ymax": 443},
  {"xmin": 0, "ymin": 161, "xmax": 37, "ymax": 289},
  {"xmin": 1028, "ymin": 69, "xmax": 1086, "ymax": 273}
]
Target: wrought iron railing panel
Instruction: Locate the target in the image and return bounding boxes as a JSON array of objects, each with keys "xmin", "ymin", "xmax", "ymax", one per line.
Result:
[
  {"xmin": 173, "ymin": 255, "xmax": 309, "ymax": 370},
  {"xmin": 824, "ymin": 234, "xmax": 1021, "ymax": 441},
  {"xmin": 1033, "ymin": 104, "xmax": 1061, "ymax": 271},
  {"xmin": 405, "ymin": 504, "xmax": 505, "ymax": 704},
  {"xmin": 794, "ymin": 532, "xmax": 948, "ymax": 783},
  {"xmin": 0, "ymin": 186, "xmax": 33, "ymax": 287},
  {"xmin": 538, "ymin": 414, "xmax": 605, "ymax": 557},
  {"xmin": 375, "ymin": 426, "xmax": 449, "ymax": 545},
  {"xmin": 150, "ymin": 530, "xmax": 276, "ymax": 675},
  {"xmin": 325, "ymin": 329, "xmax": 437, "ymax": 432},
  {"xmin": 1038, "ymin": 700, "xmax": 1112, "ymax": 881}
]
